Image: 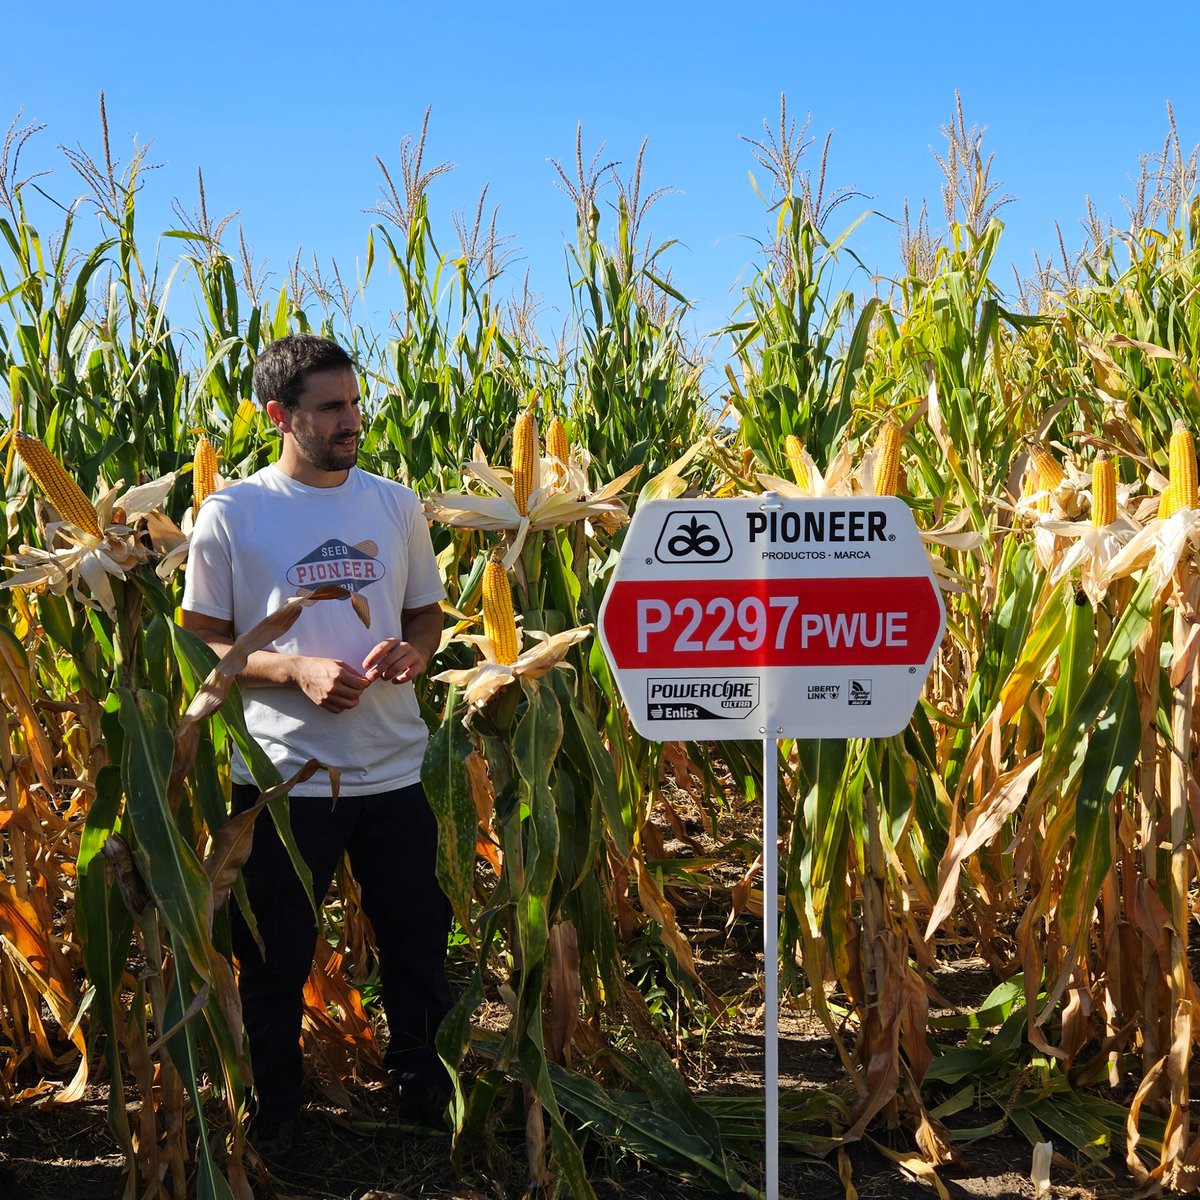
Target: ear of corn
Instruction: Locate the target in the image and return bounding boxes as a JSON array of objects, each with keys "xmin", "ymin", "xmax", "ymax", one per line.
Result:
[
  {"xmin": 1029, "ymin": 442, "xmax": 1065, "ymax": 514},
  {"xmin": 1021, "ymin": 464, "xmax": 1039, "ymax": 504},
  {"xmin": 512, "ymin": 409, "xmax": 538, "ymax": 516},
  {"xmin": 192, "ymin": 436, "xmax": 218, "ymax": 514},
  {"xmin": 1091, "ymin": 452, "xmax": 1116, "ymax": 528},
  {"xmin": 784, "ymin": 434, "xmax": 807, "ymax": 488},
  {"xmin": 873, "ymin": 422, "xmax": 904, "ymax": 497},
  {"xmin": 546, "ymin": 415, "xmax": 570, "ymax": 487},
  {"xmin": 482, "ymin": 550, "xmax": 519, "ymax": 666},
  {"xmin": 1169, "ymin": 420, "xmax": 1197, "ymax": 513},
  {"xmin": 14, "ymin": 432, "xmax": 103, "ymax": 539},
  {"xmin": 1158, "ymin": 480, "xmax": 1177, "ymax": 519}
]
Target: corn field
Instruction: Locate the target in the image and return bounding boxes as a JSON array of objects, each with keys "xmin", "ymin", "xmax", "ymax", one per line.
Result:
[{"xmin": 2, "ymin": 94, "xmax": 1200, "ymax": 1197}]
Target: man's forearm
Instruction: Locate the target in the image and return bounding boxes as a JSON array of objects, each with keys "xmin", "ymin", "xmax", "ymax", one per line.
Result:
[
  {"xmin": 196, "ymin": 631, "xmax": 369, "ymax": 711},
  {"xmin": 402, "ymin": 605, "xmax": 444, "ymax": 671},
  {"xmin": 237, "ymin": 648, "xmax": 315, "ymax": 689},
  {"xmin": 188, "ymin": 623, "xmax": 310, "ymax": 690}
]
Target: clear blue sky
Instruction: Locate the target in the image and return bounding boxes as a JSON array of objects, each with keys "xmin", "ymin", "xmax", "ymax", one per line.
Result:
[{"xmin": 4, "ymin": 1, "xmax": 1199, "ymax": 365}]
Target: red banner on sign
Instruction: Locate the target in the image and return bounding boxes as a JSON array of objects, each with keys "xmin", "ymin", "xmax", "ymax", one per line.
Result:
[{"xmin": 602, "ymin": 577, "xmax": 942, "ymax": 668}]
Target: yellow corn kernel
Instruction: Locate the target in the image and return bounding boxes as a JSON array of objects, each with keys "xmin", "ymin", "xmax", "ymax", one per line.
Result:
[
  {"xmin": 482, "ymin": 550, "xmax": 519, "ymax": 666},
  {"xmin": 1169, "ymin": 420, "xmax": 1197, "ymax": 513},
  {"xmin": 511, "ymin": 409, "xmax": 538, "ymax": 516},
  {"xmin": 1091, "ymin": 452, "xmax": 1116, "ymax": 528},
  {"xmin": 1028, "ymin": 442, "xmax": 1064, "ymax": 514},
  {"xmin": 546, "ymin": 415, "xmax": 570, "ymax": 487},
  {"xmin": 1158, "ymin": 480, "xmax": 1177, "ymax": 520},
  {"xmin": 1029, "ymin": 442, "xmax": 1066, "ymax": 491},
  {"xmin": 873, "ymin": 422, "xmax": 904, "ymax": 497},
  {"xmin": 1020, "ymin": 464, "xmax": 1039, "ymax": 502},
  {"xmin": 14, "ymin": 432, "xmax": 103, "ymax": 538},
  {"xmin": 784, "ymin": 434, "xmax": 807, "ymax": 488},
  {"xmin": 192, "ymin": 436, "xmax": 218, "ymax": 515}
]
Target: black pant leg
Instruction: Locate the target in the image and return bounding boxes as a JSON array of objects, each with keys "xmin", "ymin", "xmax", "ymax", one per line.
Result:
[
  {"xmin": 230, "ymin": 783, "xmax": 355, "ymax": 1127},
  {"xmin": 349, "ymin": 782, "xmax": 453, "ymax": 1083}
]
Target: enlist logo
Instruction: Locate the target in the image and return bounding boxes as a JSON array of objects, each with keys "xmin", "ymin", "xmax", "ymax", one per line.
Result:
[{"xmin": 646, "ymin": 676, "xmax": 759, "ymax": 721}]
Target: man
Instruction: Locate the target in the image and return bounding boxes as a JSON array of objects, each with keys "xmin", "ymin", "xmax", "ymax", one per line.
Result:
[{"xmin": 182, "ymin": 334, "xmax": 451, "ymax": 1153}]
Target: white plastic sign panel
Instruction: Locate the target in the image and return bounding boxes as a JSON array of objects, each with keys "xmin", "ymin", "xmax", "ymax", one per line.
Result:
[{"xmin": 597, "ymin": 497, "xmax": 946, "ymax": 740}]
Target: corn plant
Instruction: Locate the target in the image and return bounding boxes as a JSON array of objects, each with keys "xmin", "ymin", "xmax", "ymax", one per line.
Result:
[{"xmin": 5, "ymin": 91, "xmax": 1200, "ymax": 1199}]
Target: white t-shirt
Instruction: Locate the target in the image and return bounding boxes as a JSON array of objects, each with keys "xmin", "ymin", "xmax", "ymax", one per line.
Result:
[{"xmin": 182, "ymin": 464, "xmax": 446, "ymax": 795}]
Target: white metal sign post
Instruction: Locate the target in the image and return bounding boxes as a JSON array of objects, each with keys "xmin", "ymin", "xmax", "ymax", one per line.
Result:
[{"xmin": 597, "ymin": 496, "xmax": 945, "ymax": 1200}]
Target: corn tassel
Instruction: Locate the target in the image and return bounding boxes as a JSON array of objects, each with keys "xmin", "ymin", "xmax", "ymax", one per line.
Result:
[
  {"xmin": 1169, "ymin": 420, "xmax": 1197, "ymax": 513},
  {"xmin": 192, "ymin": 436, "xmax": 218, "ymax": 514},
  {"xmin": 1029, "ymin": 442, "xmax": 1065, "ymax": 514},
  {"xmin": 784, "ymin": 434, "xmax": 807, "ymax": 488},
  {"xmin": 873, "ymin": 422, "xmax": 904, "ymax": 497},
  {"xmin": 511, "ymin": 409, "xmax": 538, "ymax": 516},
  {"xmin": 482, "ymin": 550, "xmax": 519, "ymax": 666},
  {"xmin": 1091, "ymin": 452, "xmax": 1116, "ymax": 528},
  {"xmin": 546, "ymin": 415, "xmax": 570, "ymax": 487},
  {"xmin": 14, "ymin": 432, "xmax": 103, "ymax": 538}
]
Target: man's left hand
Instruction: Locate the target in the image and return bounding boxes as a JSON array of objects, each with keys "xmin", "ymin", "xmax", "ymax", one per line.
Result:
[{"xmin": 362, "ymin": 638, "xmax": 429, "ymax": 685}]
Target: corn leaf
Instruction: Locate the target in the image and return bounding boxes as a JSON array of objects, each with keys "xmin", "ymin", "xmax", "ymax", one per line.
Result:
[{"xmin": 422, "ymin": 687, "xmax": 478, "ymax": 930}]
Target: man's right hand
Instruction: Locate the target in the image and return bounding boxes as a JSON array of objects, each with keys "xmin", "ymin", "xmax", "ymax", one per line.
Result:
[
  {"xmin": 180, "ymin": 610, "xmax": 372, "ymax": 711},
  {"xmin": 296, "ymin": 657, "xmax": 372, "ymax": 712}
]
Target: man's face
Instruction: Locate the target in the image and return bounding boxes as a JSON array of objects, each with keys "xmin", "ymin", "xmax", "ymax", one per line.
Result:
[{"xmin": 283, "ymin": 367, "xmax": 362, "ymax": 473}]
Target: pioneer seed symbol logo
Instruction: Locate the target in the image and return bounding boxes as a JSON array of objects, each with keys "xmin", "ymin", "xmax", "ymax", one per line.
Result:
[
  {"xmin": 669, "ymin": 516, "xmax": 720, "ymax": 557},
  {"xmin": 286, "ymin": 539, "xmax": 386, "ymax": 594},
  {"xmin": 654, "ymin": 510, "xmax": 733, "ymax": 563}
]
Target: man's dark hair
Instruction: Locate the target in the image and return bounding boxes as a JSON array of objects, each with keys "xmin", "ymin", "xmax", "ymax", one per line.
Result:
[{"xmin": 253, "ymin": 334, "xmax": 355, "ymax": 411}]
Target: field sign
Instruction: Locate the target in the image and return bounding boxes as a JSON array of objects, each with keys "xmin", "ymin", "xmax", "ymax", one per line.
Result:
[
  {"xmin": 598, "ymin": 497, "xmax": 946, "ymax": 740},
  {"xmin": 597, "ymin": 495, "xmax": 946, "ymax": 1200}
]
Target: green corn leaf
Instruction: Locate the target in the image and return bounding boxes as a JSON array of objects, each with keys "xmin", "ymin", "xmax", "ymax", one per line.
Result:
[
  {"xmin": 548, "ymin": 1061, "xmax": 761, "ymax": 1196},
  {"xmin": 161, "ymin": 957, "xmax": 238, "ymax": 1200},
  {"xmin": 513, "ymin": 678, "xmax": 562, "ymax": 971},
  {"xmin": 1058, "ymin": 660, "xmax": 1140, "ymax": 945},
  {"xmin": 1043, "ymin": 592, "xmax": 1095, "ymax": 755},
  {"xmin": 421, "ymin": 687, "xmax": 478, "ymax": 930},
  {"xmin": 75, "ymin": 764, "xmax": 133, "ymax": 1038},
  {"xmin": 1030, "ymin": 572, "xmax": 1157, "ymax": 811},
  {"xmin": 117, "ymin": 687, "xmax": 215, "ymax": 980},
  {"xmin": 170, "ymin": 623, "xmax": 315, "ymax": 912}
]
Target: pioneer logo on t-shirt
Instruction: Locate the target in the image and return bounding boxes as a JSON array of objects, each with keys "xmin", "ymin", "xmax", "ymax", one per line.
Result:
[{"xmin": 286, "ymin": 539, "xmax": 387, "ymax": 593}]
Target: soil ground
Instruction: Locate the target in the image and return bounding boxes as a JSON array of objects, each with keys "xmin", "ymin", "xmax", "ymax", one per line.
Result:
[
  {"xmin": 0, "ymin": 1038, "xmax": 1142, "ymax": 1200},
  {"xmin": 0, "ymin": 792, "xmax": 1150, "ymax": 1199},
  {"xmin": 0, "ymin": 952, "xmax": 1146, "ymax": 1200}
]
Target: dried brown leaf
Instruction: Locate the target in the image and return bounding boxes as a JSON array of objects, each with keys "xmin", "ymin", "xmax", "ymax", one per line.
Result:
[
  {"xmin": 171, "ymin": 584, "xmax": 351, "ymax": 803},
  {"xmin": 547, "ymin": 920, "xmax": 581, "ymax": 1066},
  {"xmin": 203, "ymin": 758, "xmax": 334, "ymax": 911}
]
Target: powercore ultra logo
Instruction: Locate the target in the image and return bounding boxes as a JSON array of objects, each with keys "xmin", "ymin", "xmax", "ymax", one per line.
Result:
[
  {"xmin": 653, "ymin": 510, "xmax": 733, "ymax": 564},
  {"xmin": 646, "ymin": 677, "xmax": 760, "ymax": 722}
]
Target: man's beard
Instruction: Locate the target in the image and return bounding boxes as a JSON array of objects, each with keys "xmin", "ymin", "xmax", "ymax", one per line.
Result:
[{"xmin": 293, "ymin": 427, "xmax": 358, "ymax": 472}]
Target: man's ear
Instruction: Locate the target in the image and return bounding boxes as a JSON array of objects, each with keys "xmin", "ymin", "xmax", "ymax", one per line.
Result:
[{"xmin": 265, "ymin": 399, "xmax": 291, "ymax": 432}]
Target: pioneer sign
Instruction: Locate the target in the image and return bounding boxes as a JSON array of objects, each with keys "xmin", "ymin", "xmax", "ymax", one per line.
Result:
[{"xmin": 597, "ymin": 497, "xmax": 946, "ymax": 740}]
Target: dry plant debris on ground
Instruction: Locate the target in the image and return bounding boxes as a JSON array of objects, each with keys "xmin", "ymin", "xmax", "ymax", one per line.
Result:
[{"xmin": 0, "ymin": 791, "xmax": 1146, "ymax": 1200}]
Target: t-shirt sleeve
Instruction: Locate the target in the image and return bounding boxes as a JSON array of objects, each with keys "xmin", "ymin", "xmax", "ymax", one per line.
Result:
[
  {"xmin": 181, "ymin": 497, "xmax": 235, "ymax": 621},
  {"xmin": 402, "ymin": 499, "xmax": 447, "ymax": 610}
]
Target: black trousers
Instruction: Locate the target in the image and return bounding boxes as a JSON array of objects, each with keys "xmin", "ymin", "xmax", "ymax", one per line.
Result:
[{"xmin": 230, "ymin": 781, "xmax": 453, "ymax": 1127}]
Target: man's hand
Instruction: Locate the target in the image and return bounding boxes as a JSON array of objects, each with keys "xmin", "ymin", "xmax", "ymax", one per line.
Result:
[
  {"xmin": 181, "ymin": 609, "xmax": 380, "ymax": 712},
  {"xmin": 297, "ymin": 657, "xmax": 372, "ymax": 712},
  {"xmin": 362, "ymin": 637, "xmax": 429, "ymax": 686}
]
